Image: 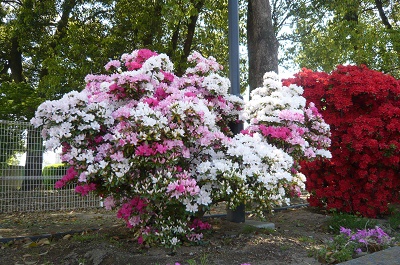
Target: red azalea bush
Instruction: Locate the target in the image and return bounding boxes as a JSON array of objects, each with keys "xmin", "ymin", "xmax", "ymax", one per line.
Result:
[{"xmin": 284, "ymin": 65, "xmax": 400, "ymax": 217}]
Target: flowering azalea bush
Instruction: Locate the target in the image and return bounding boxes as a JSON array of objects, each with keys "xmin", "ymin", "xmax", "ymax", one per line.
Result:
[
  {"xmin": 243, "ymin": 72, "xmax": 332, "ymax": 198},
  {"xmin": 31, "ymin": 49, "xmax": 328, "ymax": 247},
  {"xmin": 284, "ymin": 65, "xmax": 400, "ymax": 217},
  {"xmin": 339, "ymin": 226, "xmax": 395, "ymax": 253},
  {"xmin": 316, "ymin": 226, "xmax": 396, "ymax": 263}
]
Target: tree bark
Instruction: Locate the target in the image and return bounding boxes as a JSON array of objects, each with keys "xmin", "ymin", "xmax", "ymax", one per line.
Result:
[
  {"xmin": 143, "ymin": 1, "xmax": 163, "ymax": 47},
  {"xmin": 247, "ymin": 0, "xmax": 279, "ymax": 92},
  {"xmin": 40, "ymin": 0, "xmax": 78, "ymax": 79},
  {"xmin": 374, "ymin": 0, "xmax": 400, "ymax": 55},
  {"xmin": 183, "ymin": 0, "xmax": 205, "ymax": 59},
  {"xmin": 22, "ymin": 127, "xmax": 44, "ymax": 191},
  {"xmin": 9, "ymin": 35, "xmax": 44, "ymax": 191},
  {"xmin": 176, "ymin": 0, "xmax": 205, "ymax": 75},
  {"xmin": 7, "ymin": 1, "xmax": 49, "ymax": 190},
  {"xmin": 375, "ymin": 0, "xmax": 392, "ymax": 29},
  {"xmin": 9, "ymin": 37, "xmax": 23, "ymax": 83}
]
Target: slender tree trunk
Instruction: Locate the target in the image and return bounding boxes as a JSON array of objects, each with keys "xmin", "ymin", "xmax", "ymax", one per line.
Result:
[
  {"xmin": 247, "ymin": 0, "xmax": 279, "ymax": 92},
  {"xmin": 375, "ymin": 0, "xmax": 400, "ymax": 55},
  {"xmin": 143, "ymin": 1, "xmax": 163, "ymax": 47},
  {"xmin": 176, "ymin": 0, "xmax": 205, "ymax": 75}
]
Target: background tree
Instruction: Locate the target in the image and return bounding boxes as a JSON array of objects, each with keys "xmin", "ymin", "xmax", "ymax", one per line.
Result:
[
  {"xmin": 283, "ymin": 0, "xmax": 400, "ymax": 78},
  {"xmin": 247, "ymin": 0, "xmax": 278, "ymax": 92},
  {"xmin": 0, "ymin": 0, "xmax": 234, "ymax": 122},
  {"xmin": 246, "ymin": 0, "xmax": 304, "ymax": 92}
]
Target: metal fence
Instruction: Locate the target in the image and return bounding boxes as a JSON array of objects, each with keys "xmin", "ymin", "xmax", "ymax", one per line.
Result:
[{"xmin": 0, "ymin": 120, "xmax": 101, "ymax": 213}]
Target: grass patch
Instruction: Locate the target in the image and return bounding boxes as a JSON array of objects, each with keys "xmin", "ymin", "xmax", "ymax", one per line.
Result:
[
  {"xmin": 72, "ymin": 232, "xmax": 100, "ymax": 242},
  {"xmin": 187, "ymin": 254, "xmax": 209, "ymax": 265},
  {"xmin": 326, "ymin": 212, "xmax": 377, "ymax": 234},
  {"xmin": 388, "ymin": 209, "xmax": 400, "ymax": 230},
  {"xmin": 298, "ymin": 236, "xmax": 316, "ymax": 243},
  {"xmin": 241, "ymin": 225, "xmax": 258, "ymax": 234}
]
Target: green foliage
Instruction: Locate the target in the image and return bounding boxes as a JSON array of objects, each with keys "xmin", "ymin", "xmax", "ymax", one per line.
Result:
[
  {"xmin": 314, "ymin": 233, "xmax": 357, "ymax": 264},
  {"xmin": 388, "ymin": 206, "xmax": 400, "ymax": 230},
  {"xmin": 1, "ymin": 0, "xmax": 241, "ymax": 121},
  {"xmin": 388, "ymin": 212, "xmax": 400, "ymax": 230},
  {"xmin": 0, "ymin": 165, "xmax": 24, "ymax": 191},
  {"xmin": 281, "ymin": 0, "xmax": 400, "ymax": 78},
  {"xmin": 326, "ymin": 212, "xmax": 377, "ymax": 234},
  {"xmin": 42, "ymin": 163, "xmax": 68, "ymax": 177},
  {"xmin": 241, "ymin": 224, "xmax": 259, "ymax": 234},
  {"xmin": 315, "ymin": 225, "xmax": 396, "ymax": 264},
  {"xmin": 72, "ymin": 232, "xmax": 100, "ymax": 242},
  {"xmin": 186, "ymin": 253, "xmax": 209, "ymax": 265},
  {"xmin": 0, "ymin": 121, "xmax": 26, "ymax": 167},
  {"xmin": 0, "ymin": 165, "xmax": 25, "ymax": 177}
]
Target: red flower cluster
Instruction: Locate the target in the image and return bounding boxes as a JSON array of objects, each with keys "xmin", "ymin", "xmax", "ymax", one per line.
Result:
[{"xmin": 284, "ymin": 65, "xmax": 400, "ymax": 217}]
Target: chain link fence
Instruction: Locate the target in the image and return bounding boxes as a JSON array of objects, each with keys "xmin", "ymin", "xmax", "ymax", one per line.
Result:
[{"xmin": 0, "ymin": 120, "xmax": 101, "ymax": 213}]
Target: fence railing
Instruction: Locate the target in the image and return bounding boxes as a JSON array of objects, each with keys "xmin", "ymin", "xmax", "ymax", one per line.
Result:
[{"xmin": 0, "ymin": 120, "xmax": 101, "ymax": 213}]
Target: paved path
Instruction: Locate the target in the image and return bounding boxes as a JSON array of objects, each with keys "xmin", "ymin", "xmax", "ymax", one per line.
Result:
[{"xmin": 337, "ymin": 246, "xmax": 400, "ymax": 265}]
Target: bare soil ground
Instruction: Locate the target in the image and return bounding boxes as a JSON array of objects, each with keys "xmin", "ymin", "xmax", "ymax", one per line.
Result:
[{"xmin": 0, "ymin": 204, "xmax": 335, "ymax": 265}]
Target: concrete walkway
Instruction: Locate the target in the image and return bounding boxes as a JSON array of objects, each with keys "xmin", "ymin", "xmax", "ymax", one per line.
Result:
[{"xmin": 337, "ymin": 246, "xmax": 400, "ymax": 265}]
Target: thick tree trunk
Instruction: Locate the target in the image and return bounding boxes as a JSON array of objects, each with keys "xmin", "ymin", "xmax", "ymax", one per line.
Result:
[
  {"xmin": 22, "ymin": 128, "xmax": 44, "ymax": 191},
  {"xmin": 247, "ymin": 0, "xmax": 279, "ymax": 92},
  {"xmin": 9, "ymin": 27, "xmax": 44, "ymax": 190},
  {"xmin": 21, "ymin": 1, "xmax": 78, "ymax": 190},
  {"xmin": 9, "ymin": 37, "xmax": 23, "ymax": 83}
]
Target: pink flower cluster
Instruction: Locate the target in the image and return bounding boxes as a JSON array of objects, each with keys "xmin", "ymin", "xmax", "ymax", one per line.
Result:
[
  {"xmin": 167, "ymin": 172, "xmax": 200, "ymax": 199},
  {"xmin": 54, "ymin": 166, "xmax": 78, "ymax": 189},
  {"xmin": 279, "ymin": 109, "xmax": 305, "ymax": 122},
  {"xmin": 117, "ymin": 197, "xmax": 148, "ymax": 228},
  {"xmin": 104, "ymin": 60, "xmax": 121, "ymax": 71},
  {"xmin": 124, "ymin": 49, "xmax": 158, "ymax": 70},
  {"xmin": 103, "ymin": 196, "xmax": 116, "ymax": 210},
  {"xmin": 75, "ymin": 183, "xmax": 97, "ymax": 196},
  {"xmin": 258, "ymin": 124, "xmax": 291, "ymax": 140},
  {"xmin": 244, "ymin": 72, "xmax": 331, "ymax": 164},
  {"xmin": 186, "ymin": 218, "xmax": 212, "ymax": 242},
  {"xmin": 190, "ymin": 218, "xmax": 212, "ymax": 230}
]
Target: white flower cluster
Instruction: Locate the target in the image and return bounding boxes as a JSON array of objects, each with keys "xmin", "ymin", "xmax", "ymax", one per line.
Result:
[
  {"xmin": 195, "ymin": 132, "xmax": 296, "ymax": 213},
  {"xmin": 243, "ymin": 71, "xmax": 332, "ymax": 161},
  {"xmin": 31, "ymin": 90, "xmax": 115, "ymax": 150},
  {"xmin": 202, "ymin": 73, "xmax": 231, "ymax": 96},
  {"xmin": 244, "ymin": 72, "xmax": 306, "ymax": 123}
]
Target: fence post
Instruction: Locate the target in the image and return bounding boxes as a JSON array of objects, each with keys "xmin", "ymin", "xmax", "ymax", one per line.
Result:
[{"xmin": 227, "ymin": 0, "xmax": 245, "ymax": 223}]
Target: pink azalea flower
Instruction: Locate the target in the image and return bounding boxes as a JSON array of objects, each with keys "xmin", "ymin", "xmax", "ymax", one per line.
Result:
[
  {"xmin": 55, "ymin": 180, "xmax": 65, "ymax": 189},
  {"xmin": 137, "ymin": 48, "xmax": 157, "ymax": 63},
  {"xmin": 161, "ymin": 71, "xmax": 174, "ymax": 83},
  {"xmin": 104, "ymin": 60, "xmax": 121, "ymax": 71},
  {"xmin": 103, "ymin": 196, "xmax": 116, "ymax": 210},
  {"xmin": 125, "ymin": 61, "xmax": 142, "ymax": 70}
]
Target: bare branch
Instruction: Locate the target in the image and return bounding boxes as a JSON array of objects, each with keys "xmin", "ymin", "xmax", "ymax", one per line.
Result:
[
  {"xmin": 1, "ymin": 0, "xmax": 22, "ymax": 6},
  {"xmin": 375, "ymin": 0, "xmax": 393, "ymax": 29}
]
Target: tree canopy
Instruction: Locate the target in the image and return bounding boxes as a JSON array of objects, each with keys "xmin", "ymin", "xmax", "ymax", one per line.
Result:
[
  {"xmin": 0, "ymin": 0, "xmax": 234, "ymax": 121},
  {"xmin": 1, "ymin": 0, "xmax": 398, "ymax": 123},
  {"xmin": 282, "ymin": 0, "xmax": 400, "ymax": 78}
]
